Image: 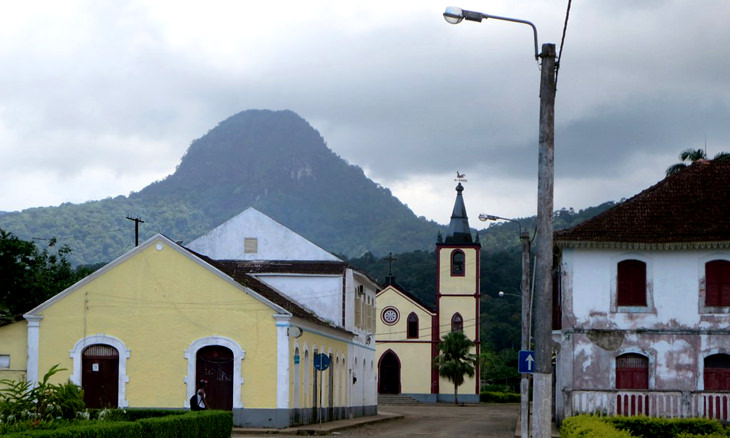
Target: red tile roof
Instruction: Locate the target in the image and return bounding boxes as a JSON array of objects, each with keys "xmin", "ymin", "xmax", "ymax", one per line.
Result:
[{"xmin": 555, "ymin": 160, "xmax": 730, "ymax": 248}]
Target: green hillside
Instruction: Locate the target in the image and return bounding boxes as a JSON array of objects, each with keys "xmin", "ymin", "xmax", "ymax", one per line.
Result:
[{"xmin": 0, "ymin": 110, "xmax": 442, "ymax": 265}]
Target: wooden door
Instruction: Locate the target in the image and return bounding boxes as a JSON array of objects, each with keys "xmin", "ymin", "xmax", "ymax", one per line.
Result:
[
  {"xmin": 196, "ymin": 346, "xmax": 233, "ymax": 410},
  {"xmin": 82, "ymin": 344, "xmax": 119, "ymax": 409}
]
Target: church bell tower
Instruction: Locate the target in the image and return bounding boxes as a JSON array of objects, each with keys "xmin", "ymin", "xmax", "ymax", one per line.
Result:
[{"xmin": 435, "ymin": 182, "xmax": 481, "ymax": 399}]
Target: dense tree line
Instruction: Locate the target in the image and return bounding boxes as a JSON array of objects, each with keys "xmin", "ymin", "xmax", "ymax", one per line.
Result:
[{"xmin": 0, "ymin": 230, "xmax": 100, "ymax": 324}]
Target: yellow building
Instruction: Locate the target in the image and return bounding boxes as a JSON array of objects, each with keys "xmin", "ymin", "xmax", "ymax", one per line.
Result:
[
  {"xmin": 0, "ymin": 234, "xmax": 363, "ymax": 428},
  {"xmin": 376, "ymin": 183, "xmax": 480, "ymax": 403}
]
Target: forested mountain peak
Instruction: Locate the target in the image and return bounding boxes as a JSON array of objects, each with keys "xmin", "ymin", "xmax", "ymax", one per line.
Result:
[{"xmin": 0, "ymin": 109, "xmax": 441, "ymax": 265}]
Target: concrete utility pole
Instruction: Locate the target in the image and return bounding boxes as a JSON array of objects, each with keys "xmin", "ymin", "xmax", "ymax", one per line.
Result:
[
  {"xmin": 479, "ymin": 213, "xmax": 532, "ymax": 438},
  {"xmin": 443, "ymin": 9, "xmax": 557, "ymax": 436},
  {"xmin": 531, "ymin": 43, "xmax": 556, "ymax": 438},
  {"xmin": 519, "ymin": 230, "xmax": 532, "ymax": 438}
]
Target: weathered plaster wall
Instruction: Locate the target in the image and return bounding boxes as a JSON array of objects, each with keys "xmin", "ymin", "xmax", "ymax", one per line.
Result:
[{"xmin": 560, "ymin": 247, "xmax": 730, "ymax": 394}]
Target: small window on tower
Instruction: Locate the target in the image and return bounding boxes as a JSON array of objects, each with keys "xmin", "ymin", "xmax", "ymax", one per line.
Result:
[
  {"xmin": 451, "ymin": 313, "xmax": 463, "ymax": 332},
  {"xmin": 244, "ymin": 238, "xmax": 258, "ymax": 254},
  {"xmin": 451, "ymin": 250, "xmax": 465, "ymax": 276}
]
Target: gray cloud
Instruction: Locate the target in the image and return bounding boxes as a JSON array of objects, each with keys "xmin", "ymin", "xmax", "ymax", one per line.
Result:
[{"xmin": 1, "ymin": 1, "xmax": 729, "ymax": 223}]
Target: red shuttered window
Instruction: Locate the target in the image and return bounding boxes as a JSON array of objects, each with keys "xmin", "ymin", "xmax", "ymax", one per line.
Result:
[
  {"xmin": 617, "ymin": 260, "xmax": 647, "ymax": 307},
  {"xmin": 704, "ymin": 354, "xmax": 730, "ymax": 391},
  {"xmin": 706, "ymin": 260, "xmax": 730, "ymax": 307},
  {"xmin": 616, "ymin": 353, "xmax": 649, "ymax": 390}
]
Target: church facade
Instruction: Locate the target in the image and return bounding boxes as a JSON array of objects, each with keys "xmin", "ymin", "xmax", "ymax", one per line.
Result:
[{"xmin": 375, "ymin": 183, "xmax": 481, "ymax": 403}]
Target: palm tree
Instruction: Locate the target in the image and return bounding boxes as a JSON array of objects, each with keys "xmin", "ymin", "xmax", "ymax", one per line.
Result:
[
  {"xmin": 433, "ymin": 330, "xmax": 478, "ymax": 405},
  {"xmin": 666, "ymin": 148, "xmax": 730, "ymax": 176}
]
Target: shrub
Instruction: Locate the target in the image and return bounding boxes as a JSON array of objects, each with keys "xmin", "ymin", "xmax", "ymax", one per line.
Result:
[
  {"xmin": 0, "ymin": 364, "xmax": 85, "ymax": 426},
  {"xmin": 480, "ymin": 391, "xmax": 520, "ymax": 403},
  {"xmin": 676, "ymin": 433, "xmax": 729, "ymax": 438},
  {"xmin": 560, "ymin": 415, "xmax": 634, "ymax": 438},
  {"xmin": 2, "ymin": 411, "xmax": 231, "ymax": 438},
  {"xmin": 605, "ymin": 416, "xmax": 724, "ymax": 438}
]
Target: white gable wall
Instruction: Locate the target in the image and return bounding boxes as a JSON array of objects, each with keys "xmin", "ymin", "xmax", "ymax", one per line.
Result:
[
  {"xmin": 254, "ymin": 274, "xmax": 343, "ymax": 326},
  {"xmin": 187, "ymin": 208, "xmax": 339, "ymax": 261}
]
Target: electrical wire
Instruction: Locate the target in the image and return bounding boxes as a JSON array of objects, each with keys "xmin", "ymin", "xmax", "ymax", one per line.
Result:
[{"xmin": 555, "ymin": 0, "xmax": 573, "ymax": 87}]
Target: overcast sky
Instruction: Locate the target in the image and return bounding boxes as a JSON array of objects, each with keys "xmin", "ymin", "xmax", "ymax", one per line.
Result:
[{"xmin": 1, "ymin": 1, "xmax": 729, "ymax": 226}]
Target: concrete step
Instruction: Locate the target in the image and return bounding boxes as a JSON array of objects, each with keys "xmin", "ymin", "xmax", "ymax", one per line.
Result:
[{"xmin": 378, "ymin": 394, "xmax": 422, "ymax": 405}]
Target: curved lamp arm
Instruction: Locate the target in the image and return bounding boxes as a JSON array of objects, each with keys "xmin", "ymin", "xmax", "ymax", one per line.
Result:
[{"xmin": 444, "ymin": 6, "xmax": 539, "ymax": 60}]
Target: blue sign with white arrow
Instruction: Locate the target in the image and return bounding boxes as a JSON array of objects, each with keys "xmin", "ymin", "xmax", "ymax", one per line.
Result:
[
  {"xmin": 518, "ymin": 350, "xmax": 535, "ymax": 374},
  {"xmin": 314, "ymin": 353, "xmax": 330, "ymax": 371}
]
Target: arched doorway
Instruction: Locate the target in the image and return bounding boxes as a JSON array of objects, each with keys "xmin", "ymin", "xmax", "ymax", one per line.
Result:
[
  {"xmin": 196, "ymin": 345, "xmax": 234, "ymax": 410},
  {"xmin": 82, "ymin": 344, "xmax": 119, "ymax": 408},
  {"xmin": 378, "ymin": 350, "xmax": 400, "ymax": 394}
]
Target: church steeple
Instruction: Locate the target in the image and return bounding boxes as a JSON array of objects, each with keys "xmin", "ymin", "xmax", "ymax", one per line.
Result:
[{"xmin": 444, "ymin": 182, "xmax": 474, "ymax": 244}]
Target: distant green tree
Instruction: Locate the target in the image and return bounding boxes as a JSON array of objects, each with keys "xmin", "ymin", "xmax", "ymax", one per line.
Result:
[
  {"xmin": 480, "ymin": 348, "xmax": 520, "ymax": 392},
  {"xmin": 433, "ymin": 331, "xmax": 478, "ymax": 405},
  {"xmin": 0, "ymin": 230, "xmax": 85, "ymax": 324},
  {"xmin": 666, "ymin": 148, "xmax": 730, "ymax": 176}
]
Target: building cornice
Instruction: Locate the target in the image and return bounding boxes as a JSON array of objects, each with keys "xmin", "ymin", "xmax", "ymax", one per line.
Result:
[{"xmin": 556, "ymin": 240, "xmax": 730, "ymax": 251}]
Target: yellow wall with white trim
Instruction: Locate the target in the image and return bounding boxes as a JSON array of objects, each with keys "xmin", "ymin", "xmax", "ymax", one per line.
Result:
[
  {"xmin": 290, "ymin": 329, "xmax": 350, "ymax": 410},
  {"xmin": 33, "ymin": 240, "xmax": 279, "ymax": 409},
  {"xmin": 0, "ymin": 321, "xmax": 27, "ymax": 385}
]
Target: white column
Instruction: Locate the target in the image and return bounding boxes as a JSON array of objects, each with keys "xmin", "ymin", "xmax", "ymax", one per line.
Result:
[
  {"xmin": 25, "ymin": 315, "xmax": 43, "ymax": 386},
  {"xmin": 273, "ymin": 315, "xmax": 291, "ymax": 409}
]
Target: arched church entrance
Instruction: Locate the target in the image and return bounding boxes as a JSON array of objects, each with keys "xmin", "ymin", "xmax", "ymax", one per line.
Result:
[
  {"xmin": 196, "ymin": 345, "xmax": 234, "ymax": 410},
  {"xmin": 378, "ymin": 350, "xmax": 401, "ymax": 394},
  {"xmin": 82, "ymin": 344, "xmax": 119, "ymax": 408}
]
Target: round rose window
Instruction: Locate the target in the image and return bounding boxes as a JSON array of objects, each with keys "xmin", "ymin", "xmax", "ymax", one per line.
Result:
[{"xmin": 381, "ymin": 307, "xmax": 399, "ymax": 325}]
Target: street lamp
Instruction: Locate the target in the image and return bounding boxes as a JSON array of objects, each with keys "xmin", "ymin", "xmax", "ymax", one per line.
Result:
[
  {"xmin": 481, "ymin": 214, "xmax": 532, "ymax": 438},
  {"xmin": 447, "ymin": 7, "xmax": 557, "ymax": 438}
]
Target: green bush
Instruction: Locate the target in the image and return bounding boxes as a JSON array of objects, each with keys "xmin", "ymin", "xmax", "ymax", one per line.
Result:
[
  {"xmin": 138, "ymin": 411, "xmax": 232, "ymax": 438},
  {"xmin": 3, "ymin": 421, "xmax": 143, "ymax": 437},
  {"xmin": 2, "ymin": 411, "xmax": 231, "ymax": 438},
  {"xmin": 480, "ymin": 391, "xmax": 520, "ymax": 403},
  {"xmin": 0, "ymin": 364, "xmax": 85, "ymax": 428},
  {"xmin": 560, "ymin": 415, "xmax": 634, "ymax": 438},
  {"xmin": 605, "ymin": 416, "xmax": 724, "ymax": 438},
  {"xmin": 676, "ymin": 433, "xmax": 729, "ymax": 438}
]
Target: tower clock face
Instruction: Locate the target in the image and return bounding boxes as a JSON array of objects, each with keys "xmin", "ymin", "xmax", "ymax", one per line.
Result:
[{"xmin": 382, "ymin": 307, "xmax": 399, "ymax": 325}]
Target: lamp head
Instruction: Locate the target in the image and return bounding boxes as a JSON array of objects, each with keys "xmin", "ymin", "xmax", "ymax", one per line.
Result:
[
  {"xmin": 498, "ymin": 291, "xmax": 505, "ymax": 297},
  {"xmin": 478, "ymin": 214, "xmax": 499, "ymax": 222},
  {"xmin": 443, "ymin": 6, "xmax": 464, "ymax": 24}
]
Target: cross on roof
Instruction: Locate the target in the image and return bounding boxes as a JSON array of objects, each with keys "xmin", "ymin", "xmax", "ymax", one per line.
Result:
[{"xmin": 385, "ymin": 252, "xmax": 398, "ymax": 277}]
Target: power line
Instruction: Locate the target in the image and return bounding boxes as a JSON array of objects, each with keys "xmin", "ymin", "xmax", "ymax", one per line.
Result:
[{"xmin": 555, "ymin": 0, "xmax": 573, "ymax": 87}]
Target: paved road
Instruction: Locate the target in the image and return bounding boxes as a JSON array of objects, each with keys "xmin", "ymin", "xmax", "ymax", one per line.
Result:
[{"xmin": 335, "ymin": 403, "xmax": 519, "ymax": 437}]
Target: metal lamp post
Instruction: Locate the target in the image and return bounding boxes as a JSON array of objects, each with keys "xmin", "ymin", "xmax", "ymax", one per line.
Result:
[
  {"xmin": 447, "ymin": 8, "xmax": 557, "ymax": 438},
  {"xmin": 480, "ymin": 214, "xmax": 532, "ymax": 438}
]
